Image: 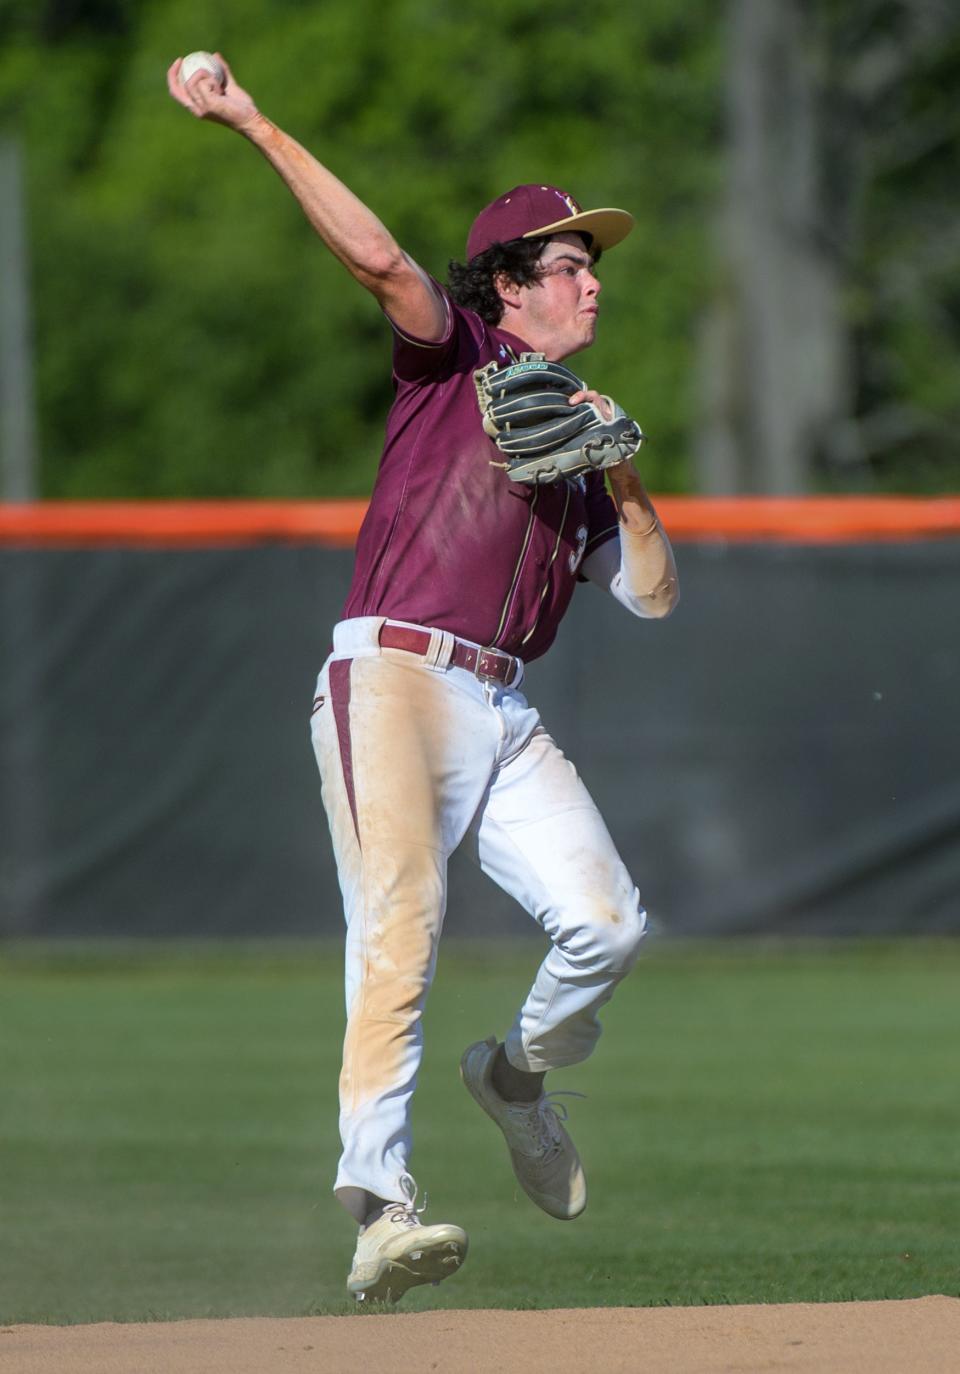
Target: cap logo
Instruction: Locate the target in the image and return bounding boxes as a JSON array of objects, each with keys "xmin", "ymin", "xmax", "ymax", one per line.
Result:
[{"xmin": 556, "ymin": 190, "xmax": 581, "ymax": 216}]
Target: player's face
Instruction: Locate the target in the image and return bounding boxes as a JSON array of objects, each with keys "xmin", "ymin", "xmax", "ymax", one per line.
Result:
[{"xmin": 513, "ymin": 232, "xmax": 602, "ymax": 361}]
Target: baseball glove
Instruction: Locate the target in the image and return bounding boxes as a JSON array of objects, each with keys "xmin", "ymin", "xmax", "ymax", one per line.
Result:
[{"xmin": 474, "ymin": 353, "xmax": 644, "ymax": 485}]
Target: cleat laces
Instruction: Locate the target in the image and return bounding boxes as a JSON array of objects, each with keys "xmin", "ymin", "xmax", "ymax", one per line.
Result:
[
  {"xmin": 505, "ymin": 1090, "xmax": 586, "ymax": 1160},
  {"xmin": 381, "ymin": 1172, "xmax": 428, "ymax": 1230},
  {"xmin": 359, "ymin": 1173, "xmax": 428, "ymax": 1239}
]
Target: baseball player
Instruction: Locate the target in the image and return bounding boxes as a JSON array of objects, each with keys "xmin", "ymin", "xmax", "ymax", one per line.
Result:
[{"xmin": 169, "ymin": 54, "xmax": 679, "ymax": 1305}]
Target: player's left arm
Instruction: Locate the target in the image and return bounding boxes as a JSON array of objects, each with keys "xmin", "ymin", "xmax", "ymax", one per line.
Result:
[
  {"xmin": 582, "ymin": 458, "xmax": 679, "ymax": 620},
  {"xmin": 566, "ymin": 387, "xmax": 677, "ymax": 620}
]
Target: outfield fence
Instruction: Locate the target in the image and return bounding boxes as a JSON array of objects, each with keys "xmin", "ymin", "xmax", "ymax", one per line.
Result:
[{"xmin": 2, "ymin": 498, "xmax": 959, "ymax": 938}]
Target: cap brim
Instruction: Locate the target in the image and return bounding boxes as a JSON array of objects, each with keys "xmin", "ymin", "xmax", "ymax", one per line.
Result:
[{"xmin": 523, "ymin": 207, "xmax": 634, "ymax": 252}]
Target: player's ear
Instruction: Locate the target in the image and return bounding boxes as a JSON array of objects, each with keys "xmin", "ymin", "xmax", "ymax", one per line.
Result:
[{"xmin": 494, "ymin": 271, "xmax": 523, "ymax": 312}]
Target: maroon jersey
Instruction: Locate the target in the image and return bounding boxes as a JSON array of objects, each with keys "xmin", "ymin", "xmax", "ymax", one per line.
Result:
[{"xmin": 341, "ymin": 289, "xmax": 619, "ymax": 662}]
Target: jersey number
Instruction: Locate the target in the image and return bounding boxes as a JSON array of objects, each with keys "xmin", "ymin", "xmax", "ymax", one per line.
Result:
[{"xmin": 569, "ymin": 524, "xmax": 588, "ymax": 575}]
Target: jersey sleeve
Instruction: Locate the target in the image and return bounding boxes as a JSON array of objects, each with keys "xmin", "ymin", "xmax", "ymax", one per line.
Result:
[{"xmin": 387, "ymin": 282, "xmax": 464, "ymax": 384}]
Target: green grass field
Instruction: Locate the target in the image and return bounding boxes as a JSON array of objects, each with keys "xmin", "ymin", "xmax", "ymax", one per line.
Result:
[{"xmin": 1, "ymin": 939, "xmax": 958, "ymax": 1324}]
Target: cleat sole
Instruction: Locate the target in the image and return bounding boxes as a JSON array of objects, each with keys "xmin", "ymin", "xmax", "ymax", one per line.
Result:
[{"xmin": 349, "ymin": 1237, "xmax": 467, "ymax": 1304}]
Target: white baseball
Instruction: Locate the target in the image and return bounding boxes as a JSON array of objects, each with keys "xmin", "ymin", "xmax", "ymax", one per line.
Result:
[{"xmin": 179, "ymin": 51, "xmax": 227, "ymax": 89}]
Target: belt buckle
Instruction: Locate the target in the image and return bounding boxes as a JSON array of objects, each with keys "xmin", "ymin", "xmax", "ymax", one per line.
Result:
[{"xmin": 474, "ymin": 647, "xmax": 510, "ymax": 684}]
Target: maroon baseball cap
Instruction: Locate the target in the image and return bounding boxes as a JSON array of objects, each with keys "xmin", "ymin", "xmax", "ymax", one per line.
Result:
[{"xmin": 466, "ymin": 183, "xmax": 634, "ymax": 262}]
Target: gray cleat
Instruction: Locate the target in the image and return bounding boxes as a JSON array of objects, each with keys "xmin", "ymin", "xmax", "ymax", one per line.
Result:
[{"xmin": 460, "ymin": 1036, "xmax": 587, "ymax": 1220}]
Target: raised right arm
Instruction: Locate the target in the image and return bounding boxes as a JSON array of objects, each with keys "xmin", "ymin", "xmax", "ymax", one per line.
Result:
[{"xmin": 166, "ymin": 54, "xmax": 448, "ymax": 342}]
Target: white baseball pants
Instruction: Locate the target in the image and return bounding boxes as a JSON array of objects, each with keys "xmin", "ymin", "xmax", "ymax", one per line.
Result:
[{"xmin": 310, "ymin": 617, "xmax": 646, "ymax": 1222}]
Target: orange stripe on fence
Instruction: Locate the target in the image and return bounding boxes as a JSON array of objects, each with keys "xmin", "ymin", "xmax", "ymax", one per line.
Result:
[
  {"xmin": 0, "ymin": 500, "xmax": 368, "ymax": 547},
  {"xmin": 1, "ymin": 497, "xmax": 960, "ymax": 546},
  {"xmin": 653, "ymin": 496, "xmax": 960, "ymax": 542}
]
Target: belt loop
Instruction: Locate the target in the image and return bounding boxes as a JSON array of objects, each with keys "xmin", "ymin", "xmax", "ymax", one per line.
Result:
[{"xmin": 424, "ymin": 627, "xmax": 455, "ymax": 672}]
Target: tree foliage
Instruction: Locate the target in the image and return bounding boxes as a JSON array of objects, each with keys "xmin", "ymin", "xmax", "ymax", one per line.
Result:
[
  {"xmin": 812, "ymin": 0, "xmax": 960, "ymax": 490},
  {"xmin": 0, "ymin": 0, "xmax": 956, "ymax": 496}
]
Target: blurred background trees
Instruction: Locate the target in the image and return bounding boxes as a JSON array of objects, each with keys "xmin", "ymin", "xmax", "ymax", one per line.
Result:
[
  {"xmin": 0, "ymin": 0, "xmax": 958, "ymax": 497},
  {"xmin": 699, "ymin": 0, "xmax": 960, "ymax": 493}
]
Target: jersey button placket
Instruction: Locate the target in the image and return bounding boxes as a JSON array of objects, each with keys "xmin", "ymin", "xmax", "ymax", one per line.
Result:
[{"xmin": 519, "ymin": 483, "xmax": 572, "ymax": 651}]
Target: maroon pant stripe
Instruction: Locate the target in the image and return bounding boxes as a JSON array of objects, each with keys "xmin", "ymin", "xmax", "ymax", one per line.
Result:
[{"xmin": 328, "ymin": 659, "xmax": 360, "ymax": 848}]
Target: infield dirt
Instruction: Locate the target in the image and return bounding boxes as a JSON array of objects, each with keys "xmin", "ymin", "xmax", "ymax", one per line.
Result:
[{"xmin": 4, "ymin": 1296, "xmax": 958, "ymax": 1373}]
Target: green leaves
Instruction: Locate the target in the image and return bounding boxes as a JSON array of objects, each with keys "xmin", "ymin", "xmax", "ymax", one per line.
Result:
[
  {"xmin": 0, "ymin": 0, "xmax": 721, "ymax": 495},
  {"xmin": 4, "ymin": 1, "xmax": 956, "ymax": 495}
]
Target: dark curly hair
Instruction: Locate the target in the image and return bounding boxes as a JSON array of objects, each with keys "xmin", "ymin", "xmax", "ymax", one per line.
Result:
[{"xmin": 447, "ymin": 234, "xmax": 598, "ymax": 325}]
